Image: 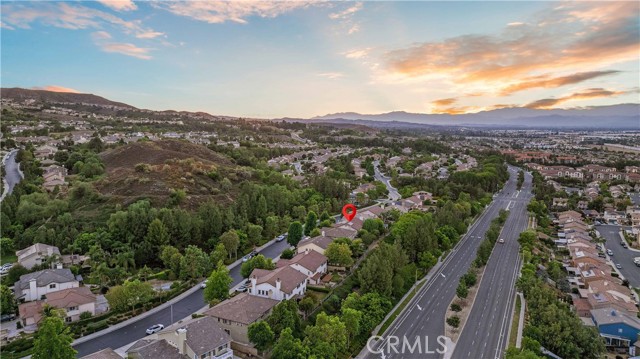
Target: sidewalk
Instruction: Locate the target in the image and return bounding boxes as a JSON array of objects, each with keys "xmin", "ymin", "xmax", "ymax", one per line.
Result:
[
  {"xmin": 515, "ymin": 292, "xmax": 525, "ymax": 348},
  {"xmin": 73, "ymin": 237, "xmax": 280, "ymax": 346}
]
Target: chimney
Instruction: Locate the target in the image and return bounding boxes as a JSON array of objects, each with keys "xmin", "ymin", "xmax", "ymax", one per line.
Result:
[
  {"xmin": 176, "ymin": 328, "xmax": 187, "ymax": 354},
  {"xmin": 276, "ymin": 278, "xmax": 281, "ymax": 293},
  {"xmin": 29, "ymin": 279, "xmax": 37, "ymax": 301},
  {"xmin": 250, "ymin": 275, "xmax": 257, "ymax": 294},
  {"xmin": 305, "ymin": 248, "xmax": 309, "ymax": 255}
]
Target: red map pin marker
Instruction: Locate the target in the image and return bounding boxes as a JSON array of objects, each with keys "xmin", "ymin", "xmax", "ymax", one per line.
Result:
[{"xmin": 342, "ymin": 204, "xmax": 357, "ymax": 222}]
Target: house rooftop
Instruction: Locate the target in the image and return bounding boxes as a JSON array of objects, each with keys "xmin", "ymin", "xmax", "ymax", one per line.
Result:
[
  {"xmin": 251, "ymin": 266, "xmax": 307, "ymax": 294},
  {"xmin": 204, "ymin": 292, "xmax": 279, "ymax": 325}
]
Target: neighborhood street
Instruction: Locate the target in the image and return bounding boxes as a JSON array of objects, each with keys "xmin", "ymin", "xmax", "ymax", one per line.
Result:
[
  {"xmin": 599, "ymin": 225, "xmax": 640, "ymax": 288},
  {"xmin": 1, "ymin": 149, "xmax": 23, "ymax": 202}
]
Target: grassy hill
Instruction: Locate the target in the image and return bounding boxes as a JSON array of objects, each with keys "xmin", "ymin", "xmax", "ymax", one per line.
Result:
[{"xmin": 97, "ymin": 139, "xmax": 241, "ymax": 207}]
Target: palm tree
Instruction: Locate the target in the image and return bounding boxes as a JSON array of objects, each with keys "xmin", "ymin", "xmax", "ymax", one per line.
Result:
[{"xmin": 114, "ymin": 251, "xmax": 136, "ymax": 273}]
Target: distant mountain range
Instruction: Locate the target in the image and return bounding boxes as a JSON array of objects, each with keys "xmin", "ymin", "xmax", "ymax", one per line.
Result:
[
  {"xmin": 310, "ymin": 104, "xmax": 640, "ymax": 129},
  {"xmin": 2, "ymin": 87, "xmax": 638, "ymax": 129}
]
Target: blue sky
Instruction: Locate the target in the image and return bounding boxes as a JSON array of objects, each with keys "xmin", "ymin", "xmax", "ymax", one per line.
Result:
[{"xmin": 1, "ymin": 1, "xmax": 638, "ymax": 118}]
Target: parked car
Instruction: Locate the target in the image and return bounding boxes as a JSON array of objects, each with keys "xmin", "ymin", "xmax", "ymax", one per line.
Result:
[
  {"xmin": 0, "ymin": 313, "xmax": 16, "ymax": 322},
  {"xmin": 607, "ymin": 249, "xmax": 614, "ymax": 256},
  {"xmin": 200, "ymin": 280, "xmax": 208, "ymax": 289},
  {"xmin": 616, "ymin": 263, "xmax": 622, "ymax": 269},
  {"xmin": 276, "ymin": 235, "xmax": 286, "ymax": 242},
  {"xmin": 242, "ymin": 255, "xmax": 250, "ymax": 262},
  {"xmin": 621, "ymin": 241, "xmax": 628, "ymax": 248},
  {"xmin": 146, "ymin": 324, "xmax": 164, "ymax": 335}
]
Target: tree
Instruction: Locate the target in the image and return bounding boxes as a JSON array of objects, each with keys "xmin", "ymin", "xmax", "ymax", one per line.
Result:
[
  {"xmin": 209, "ymin": 243, "xmax": 227, "ymax": 267},
  {"xmin": 304, "ymin": 211, "xmax": 318, "ymax": 236},
  {"xmin": 287, "ymin": 221, "xmax": 303, "ymax": 247},
  {"xmin": 247, "ymin": 223, "xmax": 263, "ymax": 247},
  {"xmin": 325, "ymin": 242, "xmax": 353, "ymax": 267},
  {"xmin": 341, "ymin": 308, "xmax": 362, "ymax": 347},
  {"xmin": 248, "ymin": 320, "xmax": 275, "ymax": 353},
  {"xmin": 204, "ymin": 261, "xmax": 233, "ymax": 302},
  {"xmin": 180, "ymin": 245, "xmax": 211, "ymax": 280},
  {"xmin": 32, "ymin": 315, "xmax": 77, "ymax": 359},
  {"xmin": 271, "ymin": 328, "xmax": 308, "ymax": 359},
  {"xmin": 145, "ymin": 219, "xmax": 170, "ymax": 252},
  {"xmin": 304, "ymin": 312, "xmax": 348, "ymax": 358},
  {"xmin": 320, "ymin": 210, "xmax": 331, "ymax": 222},
  {"xmin": 267, "ymin": 300, "xmax": 301, "ymax": 336},
  {"xmin": 1, "ymin": 284, "xmax": 17, "ymax": 315},
  {"xmin": 5, "ymin": 264, "xmax": 29, "ymax": 284},
  {"xmin": 160, "ymin": 245, "xmax": 183, "ymax": 276},
  {"xmin": 456, "ymin": 282, "xmax": 468, "ymax": 299},
  {"xmin": 418, "ymin": 251, "xmax": 438, "ymax": 270},
  {"xmin": 241, "ymin": 254, "xmax": 275, "ymax": 278},
  {"xmin": 220, "ymin": 230, "xmax": 240, "ymax": 259},
  {"xmin": 299, "ymin": 296, "xmax": 315, "ymax": 319}
]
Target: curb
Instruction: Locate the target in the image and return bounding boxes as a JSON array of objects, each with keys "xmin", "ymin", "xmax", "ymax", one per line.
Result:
[{"xmin": 73, "ymin": 237, "xmax": 281, "ymax": 346}]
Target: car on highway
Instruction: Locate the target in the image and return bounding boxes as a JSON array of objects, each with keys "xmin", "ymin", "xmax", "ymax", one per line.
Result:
[
  {"xmin": 616, "ymin": 263, "xmax": 622, "ymax": 269},
  {"xmin": 146, "ymin": 324, "xmax": 164, "ymax": 335},
  {"xmin": 498, "ymin": 238, "xmax": 505, "ymax": 243}
]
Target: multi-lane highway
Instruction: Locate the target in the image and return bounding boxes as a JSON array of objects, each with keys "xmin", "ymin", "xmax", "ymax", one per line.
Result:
[
  {"xmin": 362, "ymin": 166, "xmax": 530, "ymax": 359},
  {"xmin": 599, "ymin": 224, "xmax": 640, "ymax": 287},
  {"xmin": 74, "ymin": 239, "xmax": 291, "ymax": 357},
  {"xmin": 452, "ymin": 171, "xmax": 532, "ymax": 359}
]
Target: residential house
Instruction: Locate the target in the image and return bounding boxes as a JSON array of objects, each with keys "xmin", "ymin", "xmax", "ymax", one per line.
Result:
[
  {"xmin": 276, "ymin": 249, "xmax": 327, "ymax": 285},
  {"xmin": 204, "ymin": 292, "xmax": 279, "ymax": 347},
  {"xmin": 297, "ymin": 235, "xmax": 333, "ymax": 255},
  {"xmin": 249, "ymin": 266, "xmax": 307, "ymax": 301},
  {"xmin": 34, "ymin": 145, "xmax": 57, "ymax": 160},
  {"xmin": 14, "ymin": 268, "xmax": 79, "ymax": 302},
  {"xmin": 604, "ymin": 210, "xmax": 626, "ymax": 225},
  {"xmin": 553, "ymin": 198, "xmax": 569, "ymax": 208},
  {"xmin": 16, "ymin": 243, "xmax": 60, "ymax": 270},
  {"xmin": 591, "ymin": 307, "xmax": 640, "ymax": 350},
  {"xmin": 128, "ymin": 316, "xmax": 233, "ymax": 359},
  {"xmin": 19, "ymin": 286, "xmax": 97, "ymax": 326}
]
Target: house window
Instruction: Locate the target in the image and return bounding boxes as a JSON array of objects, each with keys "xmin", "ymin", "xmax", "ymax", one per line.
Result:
[
  {"xmin": 65, "ymin": 317, "xmax": 72, "ymax": 323},
  {"xmin": 68, "ymin": 306, "xmax": 78, "ymax": 311},
  {"xmin": 49, "ymin": 284, "xmax": 56, "ymax": 289}
]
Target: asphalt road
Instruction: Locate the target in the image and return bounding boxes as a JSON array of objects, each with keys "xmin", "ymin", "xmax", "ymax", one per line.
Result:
[
  {"xmin": 599, "ymin": 224, "xmax": 640, "ymax": 288},
  {"xmin": 73, "ymin": 239, "xmax": 292, "ymax": 357},
  {"xmin": 363, "ymin": 166, "xmax": 525, "ymax": 359},
  {"xmin": 373, "ymin": 160, "xmax": 401, "ymax": 201},
  {"xmin": 629, "ymin": 192, "xmax": 640, "ymax": 206},
  {"xmin": 452, "ymin": 170, "xmax": 532, "ymax": 359},
  {"xmin": 1, "ymin": 149, "xmax": 23, "ymax": 201}
]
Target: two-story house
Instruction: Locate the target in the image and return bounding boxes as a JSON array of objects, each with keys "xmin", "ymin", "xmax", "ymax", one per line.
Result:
[
  {"xmin": 276, "ymin": 249, "xmax": 328, "ymax": 285},
  {"xmin": 249, "ymin": 266, "xmax": 307, "ymax": 301},
  {"xmin": 16, "ymin": 243, "xmax": 61, "ymax": 270},
  {"xmin": 127, "ymin": 316, "xmax": 233, "ymax": 359},
  {"xmin": 18, "ymin": 286, "xmax": 97, "ymax": 326},
  {"xmin": 14, "ymin": 268, "xmax": 79, "ymax": 302}
]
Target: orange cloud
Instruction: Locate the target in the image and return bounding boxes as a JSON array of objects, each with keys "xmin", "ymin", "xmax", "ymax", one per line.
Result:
[
  {"xmin": 383, "ymin": 2, "xmax": 639, "ymax": 91},
  {"xmin": 33, "ymin": 86, "xmax": 80, "ymax": 93},
  {"xmin": 500, "ymin": 70, "xmax": 621, "ymax": 96},
  {"xmin": 525, "ymin": 88, "xmax": 628, "ymax": 109},
  {"xmin": 431, "ymin": 98, "xmax": 457, "ymax": 107}
]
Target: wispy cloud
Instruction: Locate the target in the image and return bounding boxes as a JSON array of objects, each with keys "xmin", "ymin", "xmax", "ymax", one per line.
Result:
[
  {"xmin": 343, "ymin": 48, "xmax": 371, "ymax": 59},
  {"xmin": 92, "ymin": 31, "xmax": 152, "ymax": 59},
  {"xmin": 153, "ymin": 1, "xmax": 319, "ymax": 24},
  {"xmin": 431, "ymin": 98, "xmax": 457, "ymax": 107},
  {"xmin": 32, "ymin": 85, "xmax": 80, "ymax": 93},
  {"xmin": 1, "ymin": 2, "xmax": 161, "ymax": 39},
  {"xmin": 329, "ymin": 2, "xmax": 363, "ymax": 35},
  {"xmin": 98, "ymin": 0, "xmax": 137, "ymax": 12},
  {"xmin": 329, "ymin": 2, "xmax": 362, "ymax": 20},
  {"xmin": 525, "ymin": 88, "xmax": 629, "ymax": 109},
  {"xmin": 317, "ymin": 72, "xmax": 344, "ymax": 79}
]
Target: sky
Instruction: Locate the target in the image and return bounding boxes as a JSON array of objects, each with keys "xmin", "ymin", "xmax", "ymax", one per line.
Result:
[{"xmin": 1, "ymin": 1, "xmax": 639, "ymax": 118}]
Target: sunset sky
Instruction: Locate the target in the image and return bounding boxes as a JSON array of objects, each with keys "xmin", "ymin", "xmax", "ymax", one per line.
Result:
[{"xmin": 1, "ymin": 1, "xmax": 638, "ymax": 118}]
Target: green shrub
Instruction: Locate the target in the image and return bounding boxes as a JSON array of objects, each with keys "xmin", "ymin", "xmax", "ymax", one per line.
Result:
[
  {"xmin": 450, "ymin": 303, "xmax": 462, "ymax": 312},
  {"xmin": 79, "ymin": 311, "xmax": 93, "ymax": 320},
  {"xmin": 446, "ymin": 316, "xmax": 460, "ymax": 328}
]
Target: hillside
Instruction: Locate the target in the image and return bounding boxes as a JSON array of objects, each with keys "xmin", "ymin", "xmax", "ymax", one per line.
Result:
[
  {"xmin": 96, "ymin": 139, "xmax": 240, "ymax": 207},
  {"xmin": 0, "ymin": 87, "xmax": 136, "ymax": 109}
]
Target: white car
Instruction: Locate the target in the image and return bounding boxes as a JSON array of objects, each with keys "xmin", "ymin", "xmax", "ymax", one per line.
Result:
[
  {"xmin": 200, "ymin": 280, "xmax": 208, "ymax": 289},
  {"xmin": 498, "ymin": 238, "xmax": 505, "ymax": 243},
  {"xmin": 616, "ymin": 263, "xmax": 622, "ymax": 269},
  {"xmin": 146, "ymin": 324, "xmax": 164, "ymax": 335}
]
